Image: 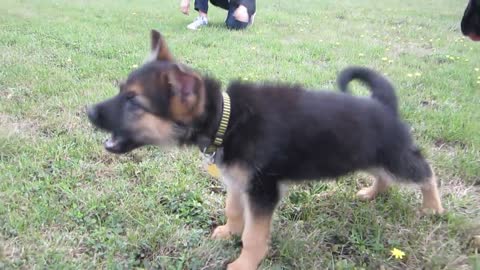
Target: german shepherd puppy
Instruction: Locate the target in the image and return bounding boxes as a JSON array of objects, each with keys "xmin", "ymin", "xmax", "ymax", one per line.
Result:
[
  {"xmin": 461, "ymin": 0, "xmax": 480, "ymax": 41},
  {"xmin": 87, "ymin": 30, "xmax": 444, "ymax": 269}
]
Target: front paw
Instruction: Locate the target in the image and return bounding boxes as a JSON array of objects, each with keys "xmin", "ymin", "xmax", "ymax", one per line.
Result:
[
  {"xmin": 211, "ymin": 225, "xmax": 234, "ymax": 240},
  {"xmin": 420, "ymin": 205, "xmax": 445, "ymax": 215},
  {"xmin": 421, "ymin": 197, "xmax": 445, "ymax": 215},
  {"xmin": 227, "ymin": 258, "xmax": 256, "ymax": 270},
  {"xmin": 356, "ymin": 187, "xmax": 377, "ymax": 201}
]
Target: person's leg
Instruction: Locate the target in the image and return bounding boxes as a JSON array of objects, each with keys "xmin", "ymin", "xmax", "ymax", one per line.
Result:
[
  {"xmin": 210, "ymin": 0, "xmax": 230, "ymax": 10},
  {"xmin": 247, "ymin": 0, "xmax": 256, "ymax": 26},
  {"xmin": 225, "ymin": 0, "xmax": 256, "ymax": 30},
  {"xmin": 234, "ymin": 0, "xmax": 255, "ymax": 22},
  {"xmin": 187, "ymin": 0, "xmax": 209, "ymax": 30},
  {"xmin": 193, "ymin": 0, "xmax": 209, "ymax": 16},
  {"xmin": 225, "ymin": 4, "xmax": 249, "ymax": 30}
]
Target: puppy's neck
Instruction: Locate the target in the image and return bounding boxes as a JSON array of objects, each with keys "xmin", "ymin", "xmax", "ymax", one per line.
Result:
[{"xmin": 183, "ymin": 76, "xmax": 224, "ymax": 150}]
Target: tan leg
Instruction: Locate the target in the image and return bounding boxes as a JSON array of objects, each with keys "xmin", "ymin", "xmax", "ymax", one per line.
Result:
[
  {"xmin": 212, "ymin": 188, "xmax": 244, "ymax": 239},
  {"xmin": 227, "ymin": 200, "xmax": 272, "ymax": 270},
  {"xmin": 357, "ymin": 169, "xmax": 392, "ymax": 200},
  {"xmin": 420, "ymin": 167, "xmax": 444, "ymax": 214}
]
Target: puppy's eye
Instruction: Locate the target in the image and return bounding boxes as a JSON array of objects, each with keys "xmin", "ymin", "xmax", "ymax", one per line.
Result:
[
  {"xmin": 125, "ymin": 92, "xmax": 136, "ymax": 100},
  {"xmin": 127, "ymin": 98, "xmax": 141, "ymax": 108},
  {"xmin": 124, "ymin": 94, "xmax": 142, "ymax": 111}
]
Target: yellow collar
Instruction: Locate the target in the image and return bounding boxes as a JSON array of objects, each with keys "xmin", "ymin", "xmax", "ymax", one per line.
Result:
[{"xmin": 204, "ymin": 92, "xmax": 231, "ymax": 157}]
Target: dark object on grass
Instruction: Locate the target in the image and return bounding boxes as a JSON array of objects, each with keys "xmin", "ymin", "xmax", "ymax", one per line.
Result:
[{"xmin": 461, "ymin": 0, "xmax": 480, "ymax": 41}]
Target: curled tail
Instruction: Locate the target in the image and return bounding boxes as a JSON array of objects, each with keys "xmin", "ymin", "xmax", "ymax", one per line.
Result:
[{"xmin": 337, "ymin": 66, "xmax": 398, "ymax": 116}]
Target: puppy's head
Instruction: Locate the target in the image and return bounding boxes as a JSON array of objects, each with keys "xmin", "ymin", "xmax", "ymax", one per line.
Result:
[
  {"xmin": 461, "ymin": 0, "xmax": 480, "ymax": 41},
  {"xmin": 87, "ymin": 30, "xmax": 205, "ymax": 154}
]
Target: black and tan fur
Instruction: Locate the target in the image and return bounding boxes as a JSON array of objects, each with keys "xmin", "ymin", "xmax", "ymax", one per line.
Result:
[{"xmin": 87, "ymin": 30, "xmax": 444, "ymax": 270}]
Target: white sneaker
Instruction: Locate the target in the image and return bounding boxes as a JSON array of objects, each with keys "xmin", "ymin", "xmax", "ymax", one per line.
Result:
[{"xmin": 187, "ymin": 16, "xmax": 208, "ymax": 30}]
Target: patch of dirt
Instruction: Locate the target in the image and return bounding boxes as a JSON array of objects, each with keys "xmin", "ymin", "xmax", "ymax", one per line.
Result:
[
  {"xmin": 434, "ymin": 138, "xmax": 467, "ymax": 150},
  {"xmin": 0, "ymin": 237, "xmax": 24, "ymax": 264},
  {"xmin": 389, "ymin": 42, "xmax": 435, "ymax": 58},
  {"xmin": 133, "ymin": 244, "xmax": 154, "ymax": 267},
  {"xmin": 442, "ymin": 177, "xmax": 479, "ymax": 200},
  {"xmin": 420, "ymin": 99, "xmax": 438, "ymax": 109},
  {"xmin": 0, "ymin": 113, "xmax": 38, "ymax": 138},
  {"xmin": 0, "ymin": 86, "xmax": 35, "ymax": 101},
  {"xmin": 8, "ymin": 8, "xmax": 37, "ymax": 19},
  {"xmin": 431, "ymin": 138, "xmax": 468, "ymax": 161}
]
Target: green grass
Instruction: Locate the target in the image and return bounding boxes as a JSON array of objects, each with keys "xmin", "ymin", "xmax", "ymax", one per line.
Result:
[{"xmin": 1, "ymin": 0, "xmax": 479, "ymax": 269}]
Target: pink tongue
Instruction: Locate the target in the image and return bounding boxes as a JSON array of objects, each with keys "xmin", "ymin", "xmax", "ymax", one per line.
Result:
[{"xmin": 469, "ymin": 33, "xmax": 480, "ymax": 41}]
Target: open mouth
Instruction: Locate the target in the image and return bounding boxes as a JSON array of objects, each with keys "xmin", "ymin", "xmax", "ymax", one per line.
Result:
[{"xmin": 104, "ymin": 133, "xmax": 140, "ymax": 154}]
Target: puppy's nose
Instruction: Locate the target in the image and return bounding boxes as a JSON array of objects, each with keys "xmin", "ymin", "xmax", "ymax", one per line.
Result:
[{"xmin": 87, "ymin": 105, "xmax": 99, "ymax": 124}]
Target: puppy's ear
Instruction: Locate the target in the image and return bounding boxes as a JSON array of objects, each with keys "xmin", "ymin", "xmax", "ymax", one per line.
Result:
[
  {"xmin": 167, "ymin": 64, "xmax": 205, "ymax": 123},
  {"xmin": 147, "ymin": 29, "xmax": 174, "ymax": 62}
]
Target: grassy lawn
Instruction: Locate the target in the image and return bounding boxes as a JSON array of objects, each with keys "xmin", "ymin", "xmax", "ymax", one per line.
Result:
[{"xmin": 1, "ymin": 0, "xmax": 479, "ymax": 269}]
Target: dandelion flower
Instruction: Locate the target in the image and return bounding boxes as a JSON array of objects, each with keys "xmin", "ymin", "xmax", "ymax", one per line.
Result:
[{"xmin": 391, "ymin": 248, "xmax": 406, "ymax": 260}]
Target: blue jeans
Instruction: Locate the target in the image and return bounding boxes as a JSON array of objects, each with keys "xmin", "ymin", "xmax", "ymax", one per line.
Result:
[{"xmin": 194, "ymin": 0, "xmax": 255, "ymax": 30}]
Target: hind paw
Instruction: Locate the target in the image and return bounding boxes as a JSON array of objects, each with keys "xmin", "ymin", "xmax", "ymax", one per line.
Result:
[{"xmin": 420, "ymin": 205, "xmax": 445, "ymax": 215}]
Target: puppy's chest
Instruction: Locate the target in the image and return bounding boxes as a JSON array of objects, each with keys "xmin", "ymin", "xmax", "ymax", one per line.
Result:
[{"xmin": 218, "ymin": 163, "xmax": 251, "ymax": 191}]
